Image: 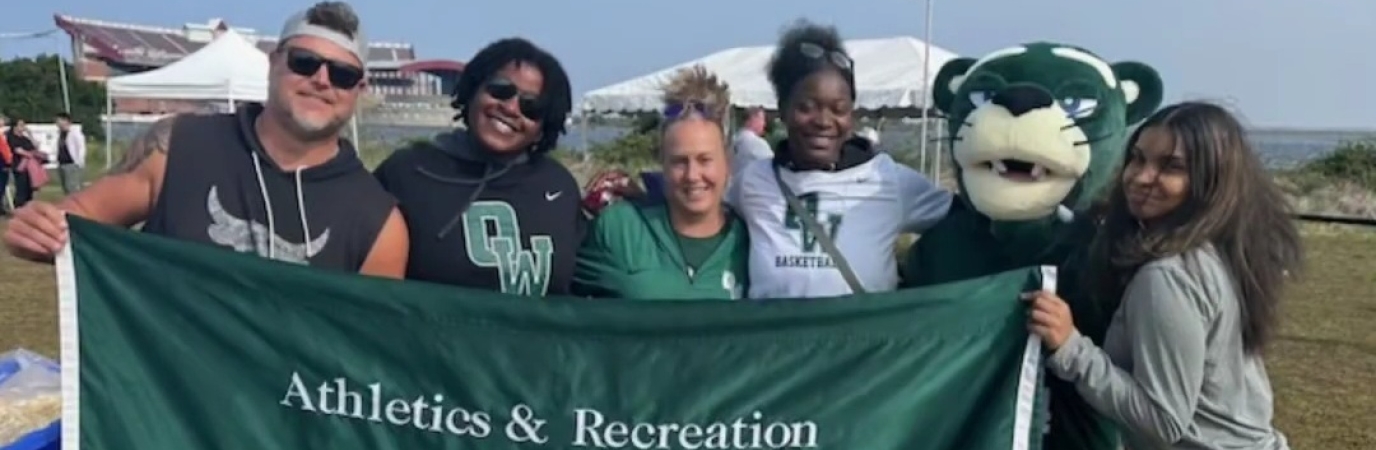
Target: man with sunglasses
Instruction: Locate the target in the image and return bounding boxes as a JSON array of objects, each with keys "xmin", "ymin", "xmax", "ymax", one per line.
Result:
[{"xmin": 3, "ymin": 2, "xmax": 409, "ymax": 279}]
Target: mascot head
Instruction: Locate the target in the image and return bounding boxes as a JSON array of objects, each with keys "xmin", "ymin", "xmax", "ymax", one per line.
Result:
[{"xmin": 933, "ymin": 42, "xmax": 1163, "ymax": 222}]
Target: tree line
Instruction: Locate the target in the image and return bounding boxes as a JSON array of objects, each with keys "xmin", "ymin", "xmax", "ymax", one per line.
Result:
[{"xmin": 0, "ymin": 54, "xmax": 107, "ymax": 137}]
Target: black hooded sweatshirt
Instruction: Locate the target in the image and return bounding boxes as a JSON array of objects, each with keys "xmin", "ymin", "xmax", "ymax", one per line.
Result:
[
  {"xmin": 142, "ymin": 104, "xmax": 396, "ymax": 273},
  {"xmin": 772, "ymin": 136, "xmax": 879, "ymax": 172},
  {"xmin": 373, "ymin": 131, "xmax": 584, "ymax": 297}
]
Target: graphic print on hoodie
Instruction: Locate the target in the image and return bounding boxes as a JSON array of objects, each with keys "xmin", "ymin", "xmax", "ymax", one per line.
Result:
[
  {"xmin": 373, "ymin": 131, "xmax": 584, "ymax": 296},
  {"xmin": 726, "ymin": 137, "xmax": 953, "ymax": 298},
  {"xmin": 141, "ymin": 104, "xmax": 397, "ymax": 272}
]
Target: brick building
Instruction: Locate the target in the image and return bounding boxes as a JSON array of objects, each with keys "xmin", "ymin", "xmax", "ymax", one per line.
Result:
[{"xmin": 54, "ymin": 14, "xmax": 462, "ymax": 120}]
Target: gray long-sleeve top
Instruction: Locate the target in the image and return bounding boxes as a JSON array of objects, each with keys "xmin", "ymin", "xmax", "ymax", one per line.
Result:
[{"xmin": 1047, "ymin": 246, "xmax": 1290, "ymax": 450}]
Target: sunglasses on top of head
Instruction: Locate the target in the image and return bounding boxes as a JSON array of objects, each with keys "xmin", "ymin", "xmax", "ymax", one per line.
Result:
[
  {"xmin": 483, "ymin": 76, "xmax": 543, "ymax": 121},
  {"xmin": 662, "ymin": 101, "xmax": 714, "ymax": 120},
  {"xmin": 283, "ymin": 47, "xmax": 365, "ymax": 90},
  {"xmin": 798, "ymin": 42, "xmax": 854, "ymax": 72}
]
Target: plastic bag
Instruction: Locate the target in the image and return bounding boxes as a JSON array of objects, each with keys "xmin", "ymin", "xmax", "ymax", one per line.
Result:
[{"xmin": 0, "ymin": 349, "xmax": 61, "ymax": 450}]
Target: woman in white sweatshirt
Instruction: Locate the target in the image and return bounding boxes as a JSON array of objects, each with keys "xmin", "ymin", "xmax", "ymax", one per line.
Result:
[
  {"xmin": 726, "ymin": 20, "xmax": 951, "ymax": 299},
  {"xmin": 1024, "ymin": 101, "xmax": 1303, "ymax": 450}
]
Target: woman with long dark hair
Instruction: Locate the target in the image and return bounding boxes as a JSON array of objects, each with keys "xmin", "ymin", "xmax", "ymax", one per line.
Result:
[{"xmin": 1025, "ymin": 101, "xmax": 1303, "ymax": 449}]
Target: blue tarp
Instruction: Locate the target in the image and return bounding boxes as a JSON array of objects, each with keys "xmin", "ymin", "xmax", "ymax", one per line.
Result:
[{"xmin": 0, "ymin": 349, "xmax": 60, "ymax": 450}]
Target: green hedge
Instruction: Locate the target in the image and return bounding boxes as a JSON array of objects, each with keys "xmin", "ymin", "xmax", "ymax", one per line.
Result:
[
  {"xmin": 1283, "ymin": 140, "xmax": 1376, "ymax": 193},
  {"xmin": 1298, "ymin": 140, "xmax": 1376, "ymax": 189}
]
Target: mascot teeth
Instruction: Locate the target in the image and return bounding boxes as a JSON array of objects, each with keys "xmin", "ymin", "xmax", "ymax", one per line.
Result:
[
  {"xmin": 991, "ymin": 160, "xmax": 1009, "ymax": 174},
  {"xmin": 988, "ymin": 160, "xmax": 1049, "ymax": 181}
]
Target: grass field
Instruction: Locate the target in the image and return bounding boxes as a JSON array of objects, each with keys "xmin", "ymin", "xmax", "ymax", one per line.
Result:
[{"xmin": 0, "ymin": 216, "xmax": 1373, "ymax": 447}]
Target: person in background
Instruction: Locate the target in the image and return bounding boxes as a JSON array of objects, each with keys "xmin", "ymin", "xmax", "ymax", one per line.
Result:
[
  {"xmin": 4, "ymin": 119, "xmax": 42, "ymax": 208},
  {"xmin": 373, "ymin": 37, "xmax": 584, "ymax": 297},
  {"xmin": 1026, "ymin": 101, "xmax": 1302, "ymax": 450},
  {"xmin": 0, "ymin": 114, "xmax": 12, "ymax": 214},
  {"xmin": 730, "ymin": 107, "xmax": 773, "ymax": 176},
  {"xmin": 3, "ymin": 1, "xmax": 410, "ymax": 278},
  {"xmin": 54, "ymin": 112, "xmax": 87, "ymax": 195},
  {"xmin": 574, "ymin": 66, "xmax": 749, "ymax": 300},
  {"xmin": 727, "ymin": 20, "xmax": 952, "ymax": 299}
]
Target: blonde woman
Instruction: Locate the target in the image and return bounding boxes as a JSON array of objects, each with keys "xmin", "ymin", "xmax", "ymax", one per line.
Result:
[{"xmin": 574, "ymin": 66, "xmax": 749, "ymax": 300}]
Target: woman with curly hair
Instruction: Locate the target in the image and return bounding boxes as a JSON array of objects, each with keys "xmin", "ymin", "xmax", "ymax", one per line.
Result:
[
  {"xmin": 1025, "ymin": 101, "xmax": 1303, "ymax": 449},
  {"xmin": 728, "ymin": 20, "xmax": 952, "ymax": 298},
  {"xmin": 373, "ymin": 37, "xmax": 583, "ymax": 296},
  {"xmin": 573, "ymin": 66, "xmax": 749, "ymax": 300}
]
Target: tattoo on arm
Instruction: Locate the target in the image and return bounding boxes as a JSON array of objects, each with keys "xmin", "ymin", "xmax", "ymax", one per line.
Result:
[{"xmin": 111, "ymin": 116, "xmax": 176, "ymax": 174}]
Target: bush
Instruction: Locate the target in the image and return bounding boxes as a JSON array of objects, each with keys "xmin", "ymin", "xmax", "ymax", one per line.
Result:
[
  {"xmin": 632, "ymin": 113, "xmax": 661, "ymax": 135},
  {"xmin": 1295, "ymin": 140, "xmax": 1376, "ymax": 191},
  {"xmin": 587, "ymin": 131, "xmax": 658, "ymax": 172},
  {"xmin": 1274, "ymin": 140, "xmax": 1376, "ymax": 218},
  {"xmin": 0, "ymin": 55, "xmax": 107, "ymax": 138}
]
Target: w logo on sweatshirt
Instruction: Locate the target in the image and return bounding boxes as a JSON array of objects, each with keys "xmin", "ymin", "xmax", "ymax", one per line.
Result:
[
  {"xmin": 461, "ymin": 200, "xmax": 555, "ymax": 296},
  {"xmin": 782, "ymin": 192, "xmax": 844, "ymax": 253}
]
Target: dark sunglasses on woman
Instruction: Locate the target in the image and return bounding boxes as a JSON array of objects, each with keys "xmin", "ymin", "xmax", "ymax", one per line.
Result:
[
  {"xmin": 483, "ymin": 76, "xmax": 543, "ymax": 121},
  {"xmin": 284, "ymin": 47, "xmax": 365, "ymax": 90}
]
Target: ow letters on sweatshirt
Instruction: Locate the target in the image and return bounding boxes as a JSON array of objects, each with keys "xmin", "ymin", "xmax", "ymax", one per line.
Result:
[
  {"xmin": 373, "ymin": 133, "xmax": 585, "ymax": 296},
  {"xmin": 728, "ymin": 154, "xmax": 953, "ymax": 299}
]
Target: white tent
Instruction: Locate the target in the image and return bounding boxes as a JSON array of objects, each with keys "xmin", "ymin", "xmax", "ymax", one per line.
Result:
[
  {"xmin": 581, "ymin": 36, "xmax": 960, "ymax": 113},
  {"xmin": 101, "ymin": 29, "xmax": 271, "ymax": 168},
  {"xmin": 106, "ymin": 29, "xmax": 269, "ymax": 102}
]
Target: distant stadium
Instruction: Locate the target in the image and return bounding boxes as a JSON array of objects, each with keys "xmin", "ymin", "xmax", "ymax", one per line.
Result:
[{"xmin": 54, "ymin": 14, "xmax": 462, "ymax": 126}]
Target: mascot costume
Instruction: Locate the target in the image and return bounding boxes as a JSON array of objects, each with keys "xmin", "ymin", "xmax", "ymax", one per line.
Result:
[{"xmin": 901, "ymin": 43, "xmax": 1163, "ymax": 450}]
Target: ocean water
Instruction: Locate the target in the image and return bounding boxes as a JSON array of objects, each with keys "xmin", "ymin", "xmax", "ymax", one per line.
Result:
[{"xmin": 106, "ymin": 122, "xmax": 1374, "ymax": 170}]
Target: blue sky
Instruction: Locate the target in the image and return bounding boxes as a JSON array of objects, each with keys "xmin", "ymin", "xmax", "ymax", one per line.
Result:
[{"xmin": 4, "ymin": 0, "xmax": 1372, "ymax": 129}]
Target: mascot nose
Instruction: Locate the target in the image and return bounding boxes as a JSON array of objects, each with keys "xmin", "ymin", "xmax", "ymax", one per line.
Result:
[{"xmin": 992, "ymin": 86, "xmax": 1054, "ymax": 117}]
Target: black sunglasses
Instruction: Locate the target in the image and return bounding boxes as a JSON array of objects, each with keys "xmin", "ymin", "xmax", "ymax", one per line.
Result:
[
  {"xmin": 284, "ymin": 47, "xmax": 365, "ymax": 90},
  {"xmin": 662, "ymin": 101, "xmax": 713, "ymax": 120},
  {"xmin": 483, "ymin": 76, "xmax": 543, "ymax": 120},
  {"xmin": 799, "ymin": 42, "xmax": 854, "ymax": 72}
]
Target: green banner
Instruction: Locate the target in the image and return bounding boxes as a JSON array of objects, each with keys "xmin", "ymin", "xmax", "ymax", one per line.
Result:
[{"xmin": 56, "ymin": 216, "xmax": 1050, "ymax": 450}]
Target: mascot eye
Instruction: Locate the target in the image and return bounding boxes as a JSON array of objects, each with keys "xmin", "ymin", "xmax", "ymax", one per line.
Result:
[
  {"xmin": 968, "ymin": 91, "xmax": 996, "ymax": 106},
  {"xmin": 1059, "ymin": 98, "xmax": 1098, "ymax": 118}
]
